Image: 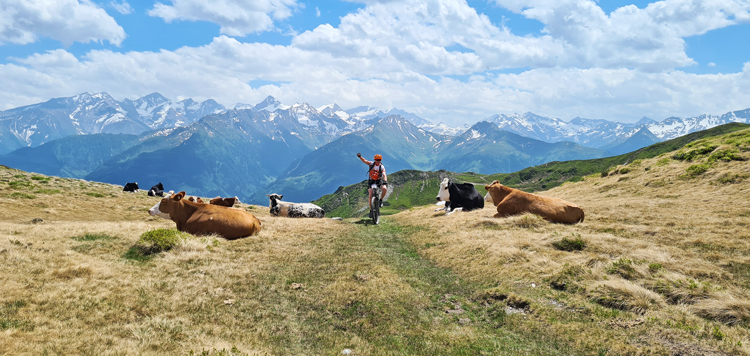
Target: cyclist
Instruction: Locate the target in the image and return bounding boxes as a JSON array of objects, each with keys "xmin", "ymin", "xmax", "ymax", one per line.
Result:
[{"xmin": 357, "ymin": 153, "xmax": 388, "ymax": 217}]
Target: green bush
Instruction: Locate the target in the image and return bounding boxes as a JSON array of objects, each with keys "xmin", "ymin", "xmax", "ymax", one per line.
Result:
[
  {"xmin": 708, "ymin": 149, "xmax": 743, "ymax": 162},
  {"xmin": 139, "ymin": 229, "xmax": 184, "ymax": 251},
  {"xmin": 552, "ymin": 236, "xmax": 586, "ymax": 251},
  {"xmin": 680, "ymin": 164, "xmax": 710, "ymax": 179},
  {"xmin": 716, "ymin": 173, "xmax": 749, "ymax": 184},
  {"xmin": 672, "ymin": 144, "xmax": 719, "ymax": 161}
]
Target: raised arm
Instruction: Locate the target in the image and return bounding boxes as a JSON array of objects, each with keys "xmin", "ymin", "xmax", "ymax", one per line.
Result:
[{"xmin": 356, "ymin": 153, "xmax": 370, "ymax": 165}]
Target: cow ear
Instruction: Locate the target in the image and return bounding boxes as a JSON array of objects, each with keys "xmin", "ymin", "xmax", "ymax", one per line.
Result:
[{"xmin": 173, "ymin": 191, "xmax": 186, "ymax": 201}]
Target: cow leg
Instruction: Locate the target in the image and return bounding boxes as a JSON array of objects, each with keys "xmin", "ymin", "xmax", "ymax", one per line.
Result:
[{"xmin": 445, "ymin": 207, "xmax": 463, "ymax": 216}]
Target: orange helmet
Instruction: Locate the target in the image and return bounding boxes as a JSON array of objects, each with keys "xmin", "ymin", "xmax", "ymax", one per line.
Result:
[{"xmin": 374, "ymin": 154, "xmax": 382, "ymax": 160}]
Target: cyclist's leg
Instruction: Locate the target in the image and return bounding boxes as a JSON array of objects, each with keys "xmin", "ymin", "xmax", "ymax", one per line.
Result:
[
  {"xmin": 381, "ymin": 184, "xmax": 387, "ymax": 200},
  {"xmin": 368, "ymin": 187, "xmax": 374, "ymax": 210}
]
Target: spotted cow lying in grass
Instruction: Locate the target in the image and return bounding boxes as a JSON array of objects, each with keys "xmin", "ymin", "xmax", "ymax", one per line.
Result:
[
  {"xmin": 266, "ymin": 194, "xmax": 325, "ymax": 218},
  {"xmin": 148, "ymin": 191, "xmax": 261, "ymax": 239},
  {"xmin": 484, "ymin": 180, "xmax": 584, "ymax": 224}
]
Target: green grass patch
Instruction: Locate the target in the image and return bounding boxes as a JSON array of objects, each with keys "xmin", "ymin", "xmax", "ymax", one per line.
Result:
[
  {"xmin": 8, "ymin": 181, "xmax": 33, "ymax": 189},
  {"xmin": 139, "ymin": 229, "xmax": 185, "ymax": 251},
  {"xmin": 9, "ymin": 192, "xmax": 36, "ymax": 199},
  {"xmin": 188, "ymin": 346, "xmax": 248, "ymax": 356},
  {"xmin": 85, "ymin": 192, "xmax": 106, "ymax": 198},
  {"xmin": 549, "ymin": 263, "xmax": 588, "ymax": 292},
  {"xmin": 551, "ymin": 236, "xmax": 586, "ymax": 251},
  {"xmin": 30, "ymin": 176, "xmax": 50, "ymax": 182},
  {"xmin": 716, "ymin": 173, "xmax": 749, "ymax": 184},
  {"xmin": 606, "ymin": 258, "xmax": 638, "ymax": 280},
  {"xmin": 708, "ymin": 149, "xmax": 744, "ymax": 162},
  {"xmin": 672, "ymin": 144, "xmax": 719, "ymax": 161},
  {"xmin": 1, "ymin": 300, "xmax": 34, "ymax": 331},
  {"xmin": 122, "ymin": 246, "xmax": 156, "ymax": 263},
  {"xmin": 72, "ymin": 233, "xmax": 115, "ymax": 242},
  {"xmin": 34, "ymin": 189, "xmax": 61, "ymax": 194},
  {"xmin": 679, "ymin": 164, "xmax": 711, "ymax": 179}
]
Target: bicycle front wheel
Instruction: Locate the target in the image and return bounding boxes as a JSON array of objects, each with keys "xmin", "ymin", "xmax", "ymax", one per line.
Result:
[{"xmin": 372, "ymin": 197, "xmax": 380, "ymax": 225}]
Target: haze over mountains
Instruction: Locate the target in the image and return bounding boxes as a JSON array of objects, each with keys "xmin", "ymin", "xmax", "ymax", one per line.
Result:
[{"xmin": 1, "ymin": 92, "xmax": 749, "ymax": 203}]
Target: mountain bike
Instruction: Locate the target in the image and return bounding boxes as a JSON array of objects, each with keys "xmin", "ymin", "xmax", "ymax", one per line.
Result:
[{"xmin": 370, "ymin": 185, "xmax": 382, "ymax": 225}]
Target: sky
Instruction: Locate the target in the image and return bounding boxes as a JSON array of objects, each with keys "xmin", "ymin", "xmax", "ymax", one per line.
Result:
[{"xmin": 1, "ymin": 0, "xmax": 749, "ymax": 126}]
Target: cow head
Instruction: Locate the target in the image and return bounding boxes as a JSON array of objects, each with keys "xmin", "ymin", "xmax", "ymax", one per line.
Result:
[
  {"xmin": 188, "ymin": 196, "xmax": 205, "ymax": 203},
  {"xmin": 484, "ymin": 192, "xmax": 494, "ymax": 205},
  {"xmin": 436, "ymin": 178, "xmax": 451, "ymax": 202},
  {"xmin": 483, "ymin": 180, "xmax": 507, "ymax": 206},
  {"xmin": 148, "ymin": 191, "xmax": 185, "ymax": 219},
  {"xmin": 267, "ymin": 194, "xmax": 283, "ymax": 206}
]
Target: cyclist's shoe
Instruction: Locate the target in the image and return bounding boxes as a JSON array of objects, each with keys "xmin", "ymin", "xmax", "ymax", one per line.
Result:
[
  {"xmin": 369, "ymin": 211, "xmax": 373, "ymax": 218},
  {"xmin": 380, "ymin": 201, "xmax": 384, "ymax": 208}
]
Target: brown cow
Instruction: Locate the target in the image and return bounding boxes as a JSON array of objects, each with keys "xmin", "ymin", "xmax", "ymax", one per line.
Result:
[
  {"xmin": 209, "ymin": 196, "xmax": 239, "ymax": 207},
  {"xmin": 148, "ymin": 191, "xmax": 261, "ymax": 239},
  {"xmin": 484, "ymin": 181, "xmax": 584, "ymax": 224},
  {"xmin": 188, "ymin": 196, "xmax": 205, "ymax": 203}
]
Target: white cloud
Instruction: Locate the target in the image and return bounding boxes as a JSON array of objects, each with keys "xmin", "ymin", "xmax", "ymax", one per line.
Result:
[
  {"xmin": 491, "ymin": 0, "xmax": 750, "ymax": 71},
  {"xmin": 316, "ymin": 7, "xmax": 320, "ymax": 17},
  {"xmin": 110, "ymin": 0, "xmax": 134, "ymax": 15},
  {"xmin": 0, "ymin": 0, "xmax": 126, "ymax": 46},
  {"xmin": 2, "ymin": 36, "xmax": 749, "ymax": 126},
  {"xmin": 709, "ymin": 62, "xmax": 717, "ymax": 67},
  {"xmin": 2, "ymin": 0, "xmax": 750, "ymax": 127},
  {"xmin": 148, "ymin": 0, "xmax": 300, "ymax": 36}
]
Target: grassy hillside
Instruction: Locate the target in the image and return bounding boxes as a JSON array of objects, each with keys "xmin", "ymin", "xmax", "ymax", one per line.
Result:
[
  {"xmin": 316, "ymin": 122, "xmax": 750, "ymax": 218},
  {"xmin": 2, "ymin": 124, "xmax": 750, "ymax": 355}
]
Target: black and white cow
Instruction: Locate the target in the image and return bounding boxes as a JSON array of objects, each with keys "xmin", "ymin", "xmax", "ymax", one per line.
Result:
[
  {"xmin": 267, "ymin": 194, "xmax": 325, "ymax": 218},
  {"xmin": 148, "ymin": 182, "xmax": 165, "ymax": 197},
  {"xmin": 123, "ymin": 182, "xmax": 140, "ymax": 192},
  {"xmin": 434, "ymin": 178, "xmax": 484, "ymax": 215}
]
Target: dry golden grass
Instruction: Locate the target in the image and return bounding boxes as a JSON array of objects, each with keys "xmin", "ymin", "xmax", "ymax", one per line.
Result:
[
  {"xmin": 391, "ymin": 134, "xmax": 750, "ymax": 354},
  {"xmin": 3, "ymin": 130, "xmax": 750, "ymax": 355}
]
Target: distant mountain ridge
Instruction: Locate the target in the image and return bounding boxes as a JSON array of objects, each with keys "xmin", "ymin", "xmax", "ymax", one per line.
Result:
[
  {"xmin": 3, "ymin": 91, "xmax": 750, "ymax": 156},
  {"xmin": 2, "ymin": 91, "xmax": 750, "ymax": 205}
]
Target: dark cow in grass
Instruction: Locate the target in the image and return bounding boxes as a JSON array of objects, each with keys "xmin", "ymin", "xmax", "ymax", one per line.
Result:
[
  {"xmin": 434, "ymin": 178, "xmax": 484, "ymax": 215},
  {"xmin": 123, "ymin": 182, "xmax": 140, "ymax": 192},
  {"xmin": 148, "ymin": 182, "xmax": 164, "ymax": 197}
]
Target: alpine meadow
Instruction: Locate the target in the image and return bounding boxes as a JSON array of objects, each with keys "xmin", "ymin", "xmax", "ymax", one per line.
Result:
[
  {"xmin": 4, "ymin": 1, "xmax": 750, "ymax": 355},
  {"xmin": 2, "ymin": 125, "xmax": 750, "ymax": 355}
]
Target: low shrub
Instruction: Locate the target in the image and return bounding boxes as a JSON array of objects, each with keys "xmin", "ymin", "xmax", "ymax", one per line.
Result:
[
  {"xmin": 708, "ymin": 149, "xmax": 744, "ymax": 162},
  {"xmin": 139, "ymin": 229, "xmax": 185, "ymax": 252},
  {"xmin": 716, "ymin": 173, "xmax": 749, "ymax": 184},
  {"xmin": 673, "ymin": 144, "xmax": 719, "ymax": 161},
  {"xmin": 679, "ymin": 164, "xmax": 711, "ymax": 179},
  {"xmin": 606, "ymin": 258, "xmax": 640, "ymax": 280},
  {"xmin": 552, "ymin": 236, "xmax": 586, "ymax": 251}
]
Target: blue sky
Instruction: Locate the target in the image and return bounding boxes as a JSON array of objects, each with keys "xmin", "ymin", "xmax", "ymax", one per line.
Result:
[{"xmin": 1, "ymin": 0, "xmax": 749, "ymax": 125}]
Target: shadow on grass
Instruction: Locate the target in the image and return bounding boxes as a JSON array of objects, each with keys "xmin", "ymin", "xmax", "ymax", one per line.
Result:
[{"xmin": 122, "ymin": 245, "xmax": 163, "ymax": 263}]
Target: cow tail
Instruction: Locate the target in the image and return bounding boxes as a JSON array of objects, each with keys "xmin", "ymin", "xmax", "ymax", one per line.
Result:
[{"xmin": 579, "ymin": 210, "xmax": 585, "ymax": 223}]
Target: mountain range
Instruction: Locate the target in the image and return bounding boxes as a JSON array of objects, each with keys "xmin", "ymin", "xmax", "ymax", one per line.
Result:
[{"xmin": 2, "ymin": 92, "xmax": 750, "ymax": 204}]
